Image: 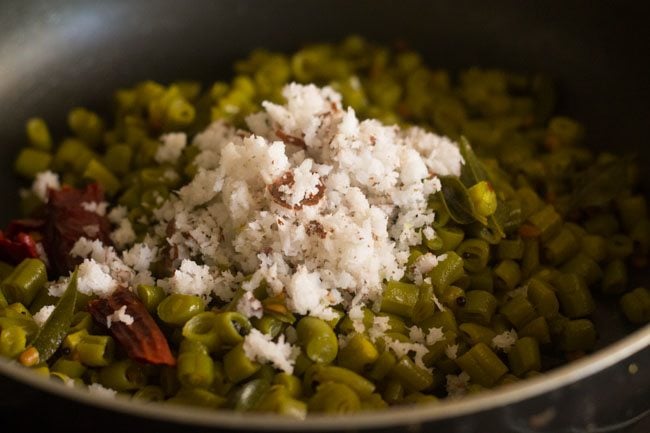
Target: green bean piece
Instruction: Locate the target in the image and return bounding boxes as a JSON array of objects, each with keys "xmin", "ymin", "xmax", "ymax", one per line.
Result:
[
  {"xmin": 507, "ymin": 337, "xmax": 541, "ymax": 377},
  {"xmin": 99, "ymin": 359, "xmax": 147, "ymax": 391},
  {"xmin": 381, "ymin": 280, "xmax": 419, "ymax": 318},
  {"xmin": 382, "ymin": 379, "xmax": 405, "ymax": 404},
  {"xmin": 456, "ymin": 239, "xmax": 490, "ymax": 272},
  {"xmin": 51, "ymin": 358, "xmax": 87, "ymax": 379},
  {"xmin": 254, "ymin": 385, "xmax": 307, "ymax": 418},
  {"xmin": 411, "ymin": 284, "xmax": 438, "ymax": 323},
  {"xmin": 420, "ymin": 309, "xmax": 458, "ymax": 333},
  {"xmin": 584, "ymin": 214, "xmax": 619, "ymax": 236},
  {"xmin": 423, "ymin": 331, "xmax": 457, "ymax": 365},
  {"xmin": 619, "ymin": 288, "xmax": 650, "ymax": 324},
  {"xmin": 160, "ymin": 366, "xmax": 181, "ymax": 397},
  {"xmin": 607, "ymin": 234, "xmax": 634, "ymax": 260},
  {"xmin": 251, "ymin": 364, "xmax": 276, "ymax": 383},
  {"xmin": 76, "ymin": 334, "xmax": 115, "ymax": 367},
  {"xmin": 83, "ymin": 159, "xmax": 120, "ymax": 196},
  {"xmin": 296, "ymin": 316, "xmax": 338, "ymax": 364},
  {"xmin": 293, "ymin": 352, "xmax": 313, "ymax": 376},
  {"xmin": 429, "ymin": 251, "xmax": 465, "ymax": 290},
  {"xmin": 1, "ymin": 258, "xmax": 47, "ymax": 307},
  {"xmin": 136, "ymin": 285, "xmax": 166, "ymax": 314},
  {"xmin": 103, "ymin": 144, "xmax": 133, "ymax": 176},
  {"xmin": 526, "ymin": 278, "xmax": 559, "ymax": 319},
  {"xmin": 519, "ymin": 316, "xmax": 551, "ymax": 345},
  {"xmin": 543, "ymin": 226, "xmax": 579, "ymax": 265},
  {"xmin": 273, "ymin": 373, "xmax": 302, "ymax": 399},
  {"xmin": 177, "ymin": 340, "xmax": 215, "ymax": 388},
  {"xmin": 68, "ymin": 107, "xmax": 105, "ymax": 145},
  {"xmin": 497, "ymin": 373, "xmax": 520, "ymax": 387},
  {"xmin": 308, "ymin": 382, "xmax": 361, "ymax": 414},
  {"xmin": 224, "ymin": 343, "xmax": 260, "ymax": 383},
  {"xmin": 313, "ymin": 365, "xmax": 375, "ymax": 396},
  {"xmin": 436, "ymin": 285, "xmax": 466, "ymax": 312},
  {"xmin": 459, "ymin": 323, "xmax": 497, "ymax": 346},
  {"xmin": 457, "ymin": 290, "xmax": 497, "ymax": 325},
  {"xmin": 14, "ymin": 148, "xmax": 52, "ymax": 179},
  {"xmin": 559, "ymin": 319, "xmax": 597, "ymax": 352},
  {"xmin": 230, "ymin": 378, "xmax": 271, "ymax": 411},
  {"xmin": 133, "ymin": 385, "xmax": 166, "ymax": 402},
  {"xmin": 26, "ymin": 118, "xmax": 53, "ymax": 151},
  {"xmin": 616, "ymin": 195, "xmax": 647, "ymax": 232},
  {"xmin": 157, "ymin": 294, "xmax": 204, "ymax": 326},
  {"xmin": 360, "ymin": 393, "xmax": 389, "ymax": 410},
  {"xmin": 433, "ymin": 226, "xmax": 465, "ymax": 252},
  {"xmin": 546, "ymin": 116, "xmax": 584, "ymax": 148},
  {"xmin": 390, "ymin": 355, "xmax": 434, "ymax": 392},
  {"xmin": 560, "ymin": 253, "xmax": 602, "ymax": 286},
  {"xmin": 0, "ymin": 326, "xmax": 27, "ymax": 358},
  {"xmin": 69, "ymin": 311, "xmax": 93, "ymax": 333},
  {"xmin": 367, "ymin": 350, "xmax": 397, "ymax": 382},
  {"xmin": 500, "ymin": 296, "xmax": 537, "ymax": 329},
  {"xmin": 469, "ymin": 268, "xmax": 494, "ymax": 293},
  {"xmin": 521, "ymin": 238, "xmax": 540, "ymax": 278},
  {"xmin": 214, "ymin": 311, "xmax": 252, "ymax": 346},
  {"xmin": 580, "ymin": 234, "xmax": 608, "ymax": 263},
  {"xmin": 497, "ymin": 237, "xmax": 525, "ymax": 261},
  {"xmin": 554, "ymin": 273, "xmax": 595, "ymax": 318},
  {"xmin": 494, "ymin": 259, "xmax": 521, "ymax": 291},
  {"xmin": 181, "ymin": 312, "xmax": 221, "ymax": 352},
  {"xmin": 251, "ymin": 315, "xmax": 284, "ymax": 339},
  {"xmin": 0, "ymin": 291, "xmax": 7, "ymax": 309},
  {"xmin": 527, "ymin": 205, "xmax": 562, "ymax": 242},
  {"xmin": 403, "ymin": 392, "xmax": 439, "ymax": 405},
  {"xmin": 601, "ymin": 260, "xmax": 628, "ymax": 295},
  {"xmin": 456, "ymin": 343, "xmax": 508, "ymax": 387},
  {"xmin": 337, "ymin": 333, "xmax": 379, "ymax": 372},
  {"xmin": 53, "ymin": 138, "xmax": 96, "ymax": 174},
  {"xmin": 516, "ymin": 187, "xmax": 545, "ymax": 219},
  {"xmin": 168, "ymin": 388, "xmax": 226, "ymax": 409}
]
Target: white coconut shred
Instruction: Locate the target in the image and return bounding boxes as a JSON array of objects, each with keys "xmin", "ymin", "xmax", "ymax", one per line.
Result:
[
  {"xmin": 148, "ymin": 83, "xmax": 463, "ymax": 319},
  {"xmin": 59, "ymin": 83, "xmax": 463, "ymax": 369}
]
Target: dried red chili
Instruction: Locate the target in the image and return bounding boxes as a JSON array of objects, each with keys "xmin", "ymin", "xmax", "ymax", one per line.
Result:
[
  {"xmin": 43, "ymin": 183, "xmax": 113, "ymax": 275},
  {"xmin": 88, "ymin": 288, "xmax": 176, "ymax": 366}
]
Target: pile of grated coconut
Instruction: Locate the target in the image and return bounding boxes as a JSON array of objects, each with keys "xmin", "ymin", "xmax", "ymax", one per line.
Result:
[{"xmin": 42, "ymin": 83, "xmax": 464, "ymax": 374}]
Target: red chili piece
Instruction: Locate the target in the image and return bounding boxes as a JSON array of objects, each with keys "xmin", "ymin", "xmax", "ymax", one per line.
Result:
[
  {"xmin": 88, "ymin": 288, "xmax": 176, "ymax": 366},
  {"xmin": 43, "ymin": 184, "xmax": 113, "ymax": 275}
]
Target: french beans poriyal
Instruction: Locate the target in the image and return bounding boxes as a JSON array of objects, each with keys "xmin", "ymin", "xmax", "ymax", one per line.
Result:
[{"xmin": 1, "ymin": 36, "xmax": 649, "ymax": 418}]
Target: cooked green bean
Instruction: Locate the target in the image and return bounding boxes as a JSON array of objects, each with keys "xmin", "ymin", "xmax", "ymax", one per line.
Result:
[
  {"xmin": 296, "ymin": 316, "xmax": 338, "ymax": 364},
  {"xmin": 14, "ymin": 148, "xmax": 52, "ymax": 179},
  {"xmin": 494, "ymin": 259, "xmax": 521, "ymax": 291},
  {"xmin": 0, "ymin": 326, "xmax": 27, "ymax": 358},
  {"xmin": 257, "ymin": 385, "xmax": 307, "ymax": 418},
  {"xmin": 381, "ymin": 280, "xmax": 419, "ymax": 318},
  {"xmin": 1, "ymin": 258, "xmax": 47, "ymax": 307},
  {"xmin": 99, "ymin": 359, "xmax": 147, "ymax": 391},
  {"xmin": 558, "ymin": 319, "xmax": 596, "ymax": 352},
  {"xmin": 177, "ymin": 340, "xmax": 215, "ymax": 388},
  {"xmin": 26, "ymin": 118, "xmax": 53, "ymax": 151},
  {"xmin": 457, "ymin": 290, "xmax": 497, "ymax": 325},
  {"xmin": 76, "ymin": 334, "xmax": 115, "ymax": 367},
  {"xmin": 500, "ymin": 296, "xmax": 537, "ymax": 329},
  {"xmin": 313, "ymin": 365, "xmax": 375, "ymax": 396},
  {"xmin": 526, "ymin": 278, "xmax": 559, "ymax": 319},
  {"xmin": 214, "ymin": 311, "xmax": 252, "ymax": 346},
  {"xmin": 429, "ymin": 251, "xmax": 465, "ymax": 289},
  {"xmin": 498, "ymin": 237, "xmax": 525, "ymax": 261},
  {"xmin": 507, "ymin": 337, "xmax": 541, "ymax": 377},
  {"xmin": 456, "ymin": 343, "xmax": 508, "ymax": 387},
  {"xmin": 456, "ymin": 239, "xmax": 490, "ymax": 272},
  {"xmin": 619, "ymin": 287, "xmax": 649, "ymax": 324},
  {"xmin": 337, "ymin": 333, "xmax": 379, "ymax": 372},
  {"xmin": 51, "ymin": 358, "xmax": 87, "ymax": 379},
  {"xmin": 136, "ymin": 285, "xmax": 166, "ymax": 314},
  {"xmin": 519, "ymin": 316, "xmax": 551, "ymax": 344},
  {"xmin": 308, "ymin": 382, "xmax": 361, "ymax": 414},
  {"xmin": 554, "ymin": 273, "xmax": 595, "ymax": 318},
  {"xmin": 157, "ymin": 294, "xmax": 204, "ymax": 326},
  {"xmin": 224, "ymin": 343, "xmax": 260, "ymax": 383},
  {"xmin": 459, "ymin": 323, "xmax": 497, "ymax": 346}
]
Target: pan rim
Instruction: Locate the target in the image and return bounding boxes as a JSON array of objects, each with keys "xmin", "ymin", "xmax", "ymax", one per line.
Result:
[{"xmin": 0, "ymin": 323, "xmax": 648, "ymax": 430}]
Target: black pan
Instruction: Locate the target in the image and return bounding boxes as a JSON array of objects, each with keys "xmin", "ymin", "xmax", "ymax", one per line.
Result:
[{"xmin": 0, "ymin": 1, "xmax": 648, "ymax": 432}]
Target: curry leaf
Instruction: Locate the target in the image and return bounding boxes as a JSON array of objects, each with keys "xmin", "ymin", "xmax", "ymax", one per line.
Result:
[
  {"xmin": 458, "ymin": 137, "xmax": 505, "ymax": 238},
  {"xmin": 31, "ymin": 270, "xmax": 78, "ymax": 362},
  {"xmin": 438, "ymin": 176, "xmax": 486, "ymax": 225}
]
